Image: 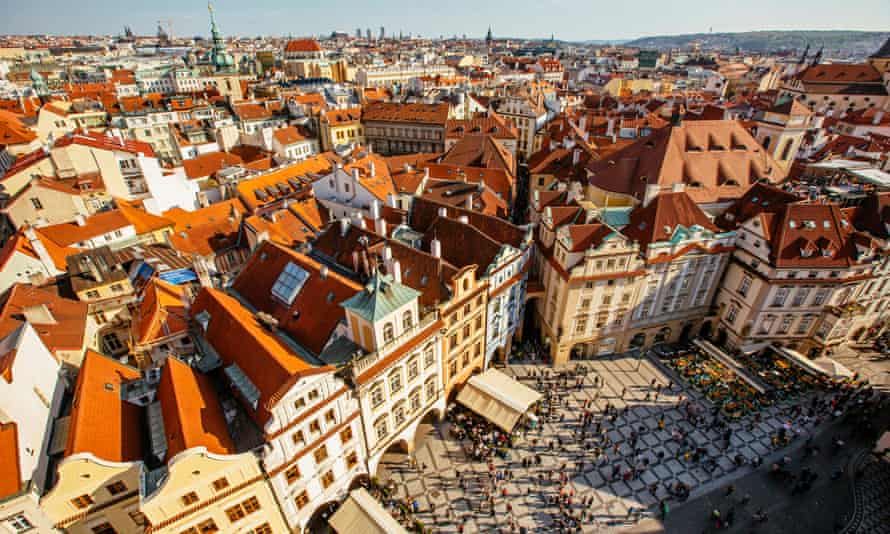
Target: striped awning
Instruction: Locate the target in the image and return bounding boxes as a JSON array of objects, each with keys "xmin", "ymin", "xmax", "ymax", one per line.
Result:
[{"xmin": 456, "ymin": 368, "xmax": 542, "ymax": 432}]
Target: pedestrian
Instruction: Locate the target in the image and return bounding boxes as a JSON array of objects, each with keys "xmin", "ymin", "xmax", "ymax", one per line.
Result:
[
  {"xmin": 621, "ymin": 387, "xmax": 627, "ymax": 399},
  {"xmin": 725, "ymin": 484, "xmax": 735, "ymax": 497},
  {"xmin": 741, "ymin": 493, "xmax": 751, "ymax": 505}
]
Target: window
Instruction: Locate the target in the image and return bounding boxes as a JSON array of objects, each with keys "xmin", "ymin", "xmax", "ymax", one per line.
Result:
[
  {"xmin": 726, "ymin": 304, "xmax": 739, "ymax": 324},
  {"xmin": 30, "ymin": 198, "xmax": 43, "ymax": 210},
  {"xmin": 242, "ymin": 496, "xmax": 260, "ymax": 514},
  {"xmin": 402, "ymin": 311, "xmax": 413, "ymax": 330},
  {"xmin": 410, "ymin": 388, "xmax": 421, "ymax": 412},
  {"xmin": 308, "ymin": 389, "xmax": 319, "ymax": 401},
  {"xmin": 71, "ymin": 494, "xmax": 94, "ymax": 509},
  {"xmin": 346, "ymin": 450, "xmax": 359, "ymax": 469},
  {"xmin": 250, "ymin": 524, "xmax": 273, "ymax": 534},
  {"xmin": 91, "ymin": 523, "xmax": 117, "ymax": 534},
  {"xmin": 449, "ymin": 359, "xmax": 458, "ymax": 377},
  {"xmin": 450, "ymin": 333, "xmax": 459, "ymax": 349},
  {"xmin": 86, "ymin": 290, "xmax": 100, "ymax": 299},
  {"xmin": 106, "ymin": 481, "xmax": 127, "ymax": 495},
  {"xmin": 7, "ymin": 515, "xmax": 34, "ymax": 532},
  {"xmin": 737, "ymin": 275, "xmax": 752, "ymax": 297},
  {"xmin": 285, "ymin": 464, "xmax": 301, "ymax": 484},
  {"xmin": 423, "ymin": 346, "xmax": 435, "ymax": 368},
  {"xmin": 407, "ymin": 358, "xmax": 419, "ymax": 381},
  {"xmin": 309, "ymin": 419, "xmax": 320, "ymax": 433},
  {"xmin": 340, "ymin": 426, "xmax": 353, "ymax": 444},
  {"xmin": 475, "ymin": 315, "xmax": 483, "ymax": 330},
  {"xmin": 295, "ymin": 491, "xmax": 310, "ymax": 509},
  {"xmin": 574, "ymin": 318, "xmax": 587, "ymax": 335},
  {"xmin": 771, "ymin": 287, "xmax": 790, "ymax": 307},
  {"xmin": 370, "ymin": 383, "xmax": 385, "ymax": 407},
  {"xmin": 813, "ymin": 288, "xmax": 830, "ymax": 306},
  {"xmin": 796, "ymin": 316, "xmax": 814, "ymax": 335},
  {"xmin": 389, "ymin": 370, "xmax": 402, "ymax": 393},
  {"xmin": 181, "ymin": 492, "xmax": 199, "ymax": 506},
  {"xmin": 128, "ymin": 511, "xmax": 147, "ymax": 526},
  {"xmin": 225, "ymin": 504, "xmax": 246, "ymax": 522},
  {"xmin": 374, "ymin": 415, "xmax": 388, "ymax": 440},
  {"xmin": 314, "ymin": 445, "xmax": 328, "ymax": 464},
  {"xmin": 325, "ymin": 409, "xmax": 336, "ymax": 424},
  {"xmin": 102, "ymin": 333, "xmax": 123, "ymax": 352},
  {"xmin": 383, "ymin": 323, "xmax": 394, "ymax": 344},
  {"xmin": 271, "ymin": 262, "xmax": 310, "ymax": 305},
  {"xmin": 777, "ymin": 315, "xmax": 793, "ymax": 334},
  {"xmin": 425, "ymin": 376, "xmax": 437, "ymax": 401},
  {"xmin": 197, "ymin": 519, "xmax": 218, "ymax": 533},
  {"xmin": 292, "ymin": 430, "xmax": 305, "ymax": 445},
  {"xmin": 393, "ymin": 402, "xmax": 406, "ymax": 426},
  {"xmin": 322, "ymin": 470, "xmax": 335, "ymax": 489},
  {"xmin": 294, "ymin": 397, "xmax": 306, "ymax": 410}
]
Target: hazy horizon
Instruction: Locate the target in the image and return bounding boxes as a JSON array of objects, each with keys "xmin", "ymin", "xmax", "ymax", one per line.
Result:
[{"xmin": 2, "ymin": 0, "xmax": 889, "ymax": 41}]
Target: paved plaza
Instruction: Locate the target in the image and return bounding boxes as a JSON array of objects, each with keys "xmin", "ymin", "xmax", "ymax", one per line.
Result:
[{"xmin": 376, "ymin": 350, "xmax": 840, "ymax": 533}]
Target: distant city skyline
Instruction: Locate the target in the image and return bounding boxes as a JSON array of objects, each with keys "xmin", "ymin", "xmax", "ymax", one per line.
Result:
[{"xmin": 2, "ymin": 0, "xmax": 889, "ymax": 42}]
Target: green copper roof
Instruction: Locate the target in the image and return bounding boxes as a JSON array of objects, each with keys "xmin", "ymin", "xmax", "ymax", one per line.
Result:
[{"xmin": 340, "ymin": 273, "xmax": 420, "ymax": 323}]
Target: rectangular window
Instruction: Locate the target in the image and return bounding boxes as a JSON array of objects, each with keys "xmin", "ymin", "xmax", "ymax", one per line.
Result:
[
  {"xmin": 346, "ymin": 450, "xmax": 359, "ymax": 469},
  {"xmin": 726, "ymin": 304, "xmax": 739, "ymax": 324},
  {"xmin": 424, "ymin": 347, "xmax": 435, "ymax": 368},
  {"xmin": 295, "ymin": 491, "xmax": 309, "ymax": 509},
  {"xmin": 197, "ymin": 519, "xmax": 218, "ymax": 533},
  {"xmin": 7, "ymin": 514, "xmax": 34, "ymax": 533},
  {"xmin": 294, "ymin": 397, "xmax": 306, "ymax": 410},
  {"xmin": 271, "ymin": 262, "xmax": 310, "ymax": 305},
  {"xmin": 292, "ymin": 430, "xmax": 305, "ymax": 445},
  {"xmin": 250, "ymin": 524, "xmax": 272, "ymax": 534},
  {"xmin": 322, "ymin": 470, "xmax": 335, "ymax": 489},
  {"xmin": 212, "ymin": 477, "xmax": 229, "ymax": 491},
  {"xmin": 106, "ymin": 481, "xmax": 127, "ymax": 495},
  {"xmin": 325, "ymin": 409, "xmax": 336, "ymax": 424},
  {"xmin": 737, "ymin": 275, "xmax": 752, "ymax": 297},
  {"xmin": 771, "ymin": 287, "xmax": 790, "ymax": 307},
  {"xmin": 407, "ymin": 358, "xmax": 419, "ymax": 380},
  {"xmin": 129, "ymin": 511, "xmax": 147, "ymax": 526},
  {"xmin": 242, "ymin": 496, "xmax": 260, "ymax": 514},
  {"xmin": 225, "ymin": 504, "xmax": 246, "ymax": 523},
  {"xmin": 71, "ymin": 494, "xmax": 94, "ymax": 509},
  {"xmin": 91, "ymin": 523, "xmax": 117, "ymax": 534},
  {"xmin": 340, "ymin": 426, "xmax": 353, "ymax": 444},
  {"xmin": 285, "ymin": 464, "xmax": 301, "ymax": 484},
  {"xmin": 314, "ymin": 445, "xmax": 329, "ymax": 464},
  {"xmin": 309, "ymin": 420, "xmax": 320, "ymax": 433},
  {"xmin": 308, "ymin": 389, "xmax": 319, "ymax": 401},
  {"xmin": 30, "ymin": 198, "xmax": 43, "ymax": 210},
  {"xmin": 181, "ymin": 491, "xmax": 199, "ymax": 506}
]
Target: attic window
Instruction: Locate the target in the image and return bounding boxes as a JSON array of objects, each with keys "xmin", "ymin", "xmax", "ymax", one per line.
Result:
[
  {"xmin": 271, "ymin": 262, "xmax": 310, "ymax": 305},
  {"xmin": 789, "ymin": 220, "xmax": 797, "ymax": 229},
  {"xmin": 823, "ymin": 220, "xmax": 830, "ymax": 229},
  {"xmin": 104, "ymin": 383, "xmax": 115, "ymax": 391},
  {"xmin": 800, "ymin": 247, "xmax": 813, "ymax": 258},
  {"xmin": 804, "ymin": 221, "xmax": 816, "ymax": 229},
  {"xmin": 751, "ymin": 197, "xmax": 759, "ymax": 203}
]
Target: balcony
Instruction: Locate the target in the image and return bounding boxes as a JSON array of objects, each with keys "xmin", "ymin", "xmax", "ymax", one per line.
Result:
[{"xmin": 350, "ymin": 311, "xmax": 438, "ymax": 379}]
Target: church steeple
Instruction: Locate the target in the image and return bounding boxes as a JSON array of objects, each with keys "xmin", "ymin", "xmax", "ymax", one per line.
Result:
[
  {"xmin": 207, "ymin": 1, "xmax": 234, "ymax": 72},
  {"xmin": 485, "ymin": 26, "xmax": 493, "ymax": 47},
  {"xmin": 811, "ymin": 45, "xmax": 823, "ymax": 66}
]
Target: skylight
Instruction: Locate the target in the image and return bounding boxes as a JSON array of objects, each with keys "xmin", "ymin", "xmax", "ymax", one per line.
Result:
[{"xmin": 271, "ymin": 262, "xmax": 310, "ymax": 305}]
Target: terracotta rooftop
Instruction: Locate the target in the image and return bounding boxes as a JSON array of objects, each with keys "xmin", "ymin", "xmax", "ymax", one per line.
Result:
[
  {"xmin": 362, "ymin": 102, "xmax": 450, "ymax": 125},
  {"xmin": 0, "ymin": 422, "xmax": 21, "ymax": 499},
  {"xmin": 284, "ymin": 38, "xmax": 323, "ymax": 53},
  {"xmin": 0, "ymin": 283, "xmax": 88, "ymax": 354},
  {"xmin": 182, "ymin": 151, "xmax": 243, "ymax": 180},
  {"xmin": 158, "ymin": 357, "xmax": 234, "ymax": 459},
  {"xmin": 65, "ymin": 351, "xmax": 143, "ymax": 461},
  {"xmin": 621, "ymin": 191, "xmax": 721, "ymax": 251}
]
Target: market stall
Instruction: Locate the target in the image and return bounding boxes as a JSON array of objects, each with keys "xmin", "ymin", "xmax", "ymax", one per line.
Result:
[
  {"xmin": 328, "ymin": 487, "xmax": 409, "ymax": 534},
  {"xmin": 456, "ymin": 368, "xmax": 542, "ymax": 432}
]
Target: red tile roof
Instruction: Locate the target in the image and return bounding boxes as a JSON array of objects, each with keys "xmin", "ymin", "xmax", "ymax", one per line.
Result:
[
  {"xmin": 284, "ymin": 39, "xmax": 323, "ymax": 53},
  {"xmin": 0, "ymin": 422, "xmax": 21, "ymax": 499},
  {"xmin": 362, "ymin": 102, "xmax": 449, "ymax": 125},
  {"xmin": 158, "ymin": 357, "xmax": 234, "ymax": 459},
  {"xmin": 65, "ymin": 351, "xmax": 143, "ymax": 461},
  {"xmin": 133, "ymin": 278, "xmax": 189, "ymax": 345},
  {"xmin": 273, "ymin": 126, "xmax": 308, "ymax": 146},
  {"xmin": 0, "ymin": 283, "xmax": 88, "ymax": 354},
  {"xmin": 182, "ymin": 152, "xmax": 243, "ymax": 180},
  {"xmin": 621, "ymin": 191, "xmax": 720, "ymax": 251},
  {"xmin": 52, "ymin": 131, "xmax": 155, "ymax": 157},
  {"xmin": 0, "ymin": 110, "xmax": 37, "ymax": 146}
]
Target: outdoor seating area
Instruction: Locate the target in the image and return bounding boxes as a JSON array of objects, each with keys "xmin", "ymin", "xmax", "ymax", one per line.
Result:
[
  {"xmin": 659, "ymin": 345, "xmax": 770, "ymax": 418},
  {"xmin": 738, "ymin": 347, "xmax": 829, "ymax": 398},
  {"xmin": 446, "ymin": 404, "xmax": 524, "ymax": 461}
]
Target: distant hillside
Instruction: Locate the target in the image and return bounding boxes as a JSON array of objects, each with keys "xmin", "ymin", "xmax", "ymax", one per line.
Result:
[{"xmin": 624, "ymin": 31, "xmax": 889, "ymax": 57}]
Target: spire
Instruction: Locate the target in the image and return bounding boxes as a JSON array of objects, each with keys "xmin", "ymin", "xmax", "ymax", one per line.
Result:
[
  {"xmin": 811, "ymin": 45, "xmax": 823, "ymax": 66},
  {"xmin": 798, "ymin": 42, "xmax": 810, "ymax": 65},
  {"xmin": 486, "ymin": 26, "xmax": 493, "ymax": 46}
]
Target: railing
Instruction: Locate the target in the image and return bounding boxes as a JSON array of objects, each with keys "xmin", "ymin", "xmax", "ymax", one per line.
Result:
[{"xmin": 350, "ymin": 311, "xmax": 438, "ymax": 379}]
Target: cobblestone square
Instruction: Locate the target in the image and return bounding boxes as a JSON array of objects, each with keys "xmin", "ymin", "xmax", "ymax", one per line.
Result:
[{"xmin": 377, "ymin": 351, "xmax": 835, "ymax": 532}]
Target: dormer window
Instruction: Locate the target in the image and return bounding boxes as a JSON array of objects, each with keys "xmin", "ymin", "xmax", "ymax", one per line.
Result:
[
  {"xmin": 801, "ymin": 248, "xmax": 813, "ymax": 258},
  {"xmin": 271, "ymin": 262, "xmax": 310, "ymax": 305},
  {"xmin": 383, "ymin": 323, "xmax": 394, "ymax": 344}
]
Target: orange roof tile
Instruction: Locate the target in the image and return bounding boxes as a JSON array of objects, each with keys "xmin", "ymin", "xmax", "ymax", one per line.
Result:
[
  {"xmin": 158, "ymin": 357, "xmax": 234, "ymax": 459},
  {"xmin": 192, "ymin": 286, "xmax": 329, "ymax": 426},
  {"xmin": 0, "ymin": 422, "xmax": 21, "ymax": 499},
  {"xmin": 237, "ymin": 154, "xmax": 337, "ymax": 212},
  {"xmin": 65, "ymin": 351, "xmax": 143, "ymax": 461},
  {"xmin": 0, "ymin": 283, "xmax": 88, "ymax": 354},
  {"xmin": 273, "ymin": 126, "xmax": 308, "ymax": 146},
  {"xmin": 52, "ymin": 131, "xmax": 155, "ymax": 157},
  {"xmin": 0, "ymin": 109, "xmax": 37, "ymax": 146},
  {"xmin": 284, "ymin": 39, "xmax": 323, "ymax": 53},
  {"xmin": 182, "ymin": 152, "xmax": 243, "ymax": 180},
  {"xmin": 164, "ymin": 200, "xmax": 244, "ymax": 257},
  {"xmin": 134, "ymin": 278, "xmax": 189, "ymax": 345}
]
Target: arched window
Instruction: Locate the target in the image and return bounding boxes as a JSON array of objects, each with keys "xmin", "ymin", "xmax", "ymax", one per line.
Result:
[
  {"xmin": 373, "ymin": 415, "xmax": 388, "ymax": 441},
  {"xmin": 402, "ymin": 311, "xmax": 413, "ymax": 331},
  {"xmin": 383, "ymin": 323, "xmax": 394, "ymax": 344},
  {"xmin": 762, "ymin": 136, "xmax": 772, "ymax": 150}
]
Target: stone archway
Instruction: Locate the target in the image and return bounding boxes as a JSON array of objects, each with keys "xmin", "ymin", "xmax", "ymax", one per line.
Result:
[
  {"xmin": 680, "ymin": 323, "xmax": 694, "ymax": 342},
  {"xmin": 700, "ymin": 321, "xmax": 713, "ymax": 340},
  {"xmin": 654, "ymin": 326, "xmax": 672, "ymax": 344},
  {"xmin": 348, "ymin": 473, "xmax": 371, "ymax": 491}
]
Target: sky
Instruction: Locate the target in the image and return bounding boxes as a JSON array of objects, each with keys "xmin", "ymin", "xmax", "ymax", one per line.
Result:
[{"xmin": 3, "ymin": 0, "xmax": 890, "ymax": 41}]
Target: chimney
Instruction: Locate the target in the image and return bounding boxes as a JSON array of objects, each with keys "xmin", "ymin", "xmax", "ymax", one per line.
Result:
[
  {"xmin": 458, "ymin": 215, "xmax": 469, "ymax": 224},
  {"xmin": 579, "ymin": 114, "xmax": 587, "ymax": 132},
  {"xmin": 643, "ymin": 184, "xmax": 661, "ymax": 207},
  {"xmin": 572, "ymin": 148, "xmax": 581, "ymax": 166},
  {"xmin": 370, "ymin": 199, "xmax": 381, "ymax": 220},
  {"xmin": 391, "ymin": 259, "xmax": 402, "ymax": 284},
  {"xmin": 671, "ymin": 182, "xmax": 685, "ymax": 193},
  {"xmin": 437, "ymin": 206, "xmax": 448, "ymax": 217},
  {"xmin": 424, "ymin": 167, "xmax": 430, "ymax": 179},
  {"xmin": 431, "ymin": 238, "xmax": 442, "ymax": 258},
  {"xmin": 256, "ymin": 230, "xmax": 269, "ymax": 244},
  {"xmin": 606, "ymin": 118, "xmax": 615, "ymax": 137},
  {"xmin": 23, "ymin": 227, "xmax": 56, "ymax": 273},
  {"xmin": 382, "ymin": 245, "xmax": 393, "ymax": 262},
  {"xmin": 874, "ymin": 111, "xmax": 885, "ymax": 126},
  {"xmin": 351, "ymin": 167, "xmax": 360, "ymax": 183},
  {"xmin": 375, "ymin": 217, "xmax": 387, "ymax": 237},
  {"xmin": 465, "ymin": 195, "xmax": 473, "ymax": 210},
  {"xmin": 22, "ymin": 304, "xmax": 57, "ymax": 325},
  {"xmin": 319, "ymin": 265, "xmax": 329, "ymax": 279},
  {"xmin": 369, "ymin": 161, "xmax": 376, "ymax": 176},
  {"xmin": 339, "ymin": 218, "xmax": 351, "ymax": 236},
  {"xmin": 74, "ymin": 214, "xmax": 86, "ymax": 226}
]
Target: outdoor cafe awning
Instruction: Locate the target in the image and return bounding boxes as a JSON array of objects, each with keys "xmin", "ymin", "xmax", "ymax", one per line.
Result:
[
  {"xmin": 328, "ymin": 487, "xmax": 409, "ymax": 534},
  {"xmin": 456, "ymin": 368, "xmax": 542, "ymax": 433},
  {"xmin": 693, "ymin": 339, "xmax": 767, "ymax": 394},
  {"xmin": 772, "ymin": 345, "xmax": 852, "ymax": 379}
]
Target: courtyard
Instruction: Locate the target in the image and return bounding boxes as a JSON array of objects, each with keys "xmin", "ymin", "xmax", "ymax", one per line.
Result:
[{"xmin": 368, "ymin": 342, "xmax": 885, "ymax": 533}]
